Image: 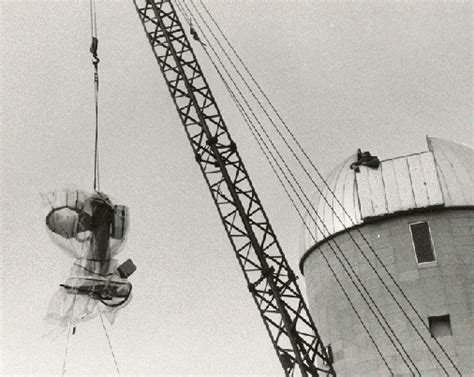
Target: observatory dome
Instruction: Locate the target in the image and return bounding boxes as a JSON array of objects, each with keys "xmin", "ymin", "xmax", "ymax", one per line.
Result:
[
  {"xmin": 301, "ymin": 137, "xmax": 474, "ymax": 258},
  {"xmin": 300, "ymin": 137, "xmax": 474, "ymax": 375}
]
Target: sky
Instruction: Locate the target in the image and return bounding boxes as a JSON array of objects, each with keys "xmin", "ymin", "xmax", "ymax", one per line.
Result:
[{"xmin": 1, "ymin": 0, "xmax": 472, "ymax": 376}]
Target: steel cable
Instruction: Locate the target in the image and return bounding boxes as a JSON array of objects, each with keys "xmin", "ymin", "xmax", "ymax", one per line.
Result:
[
  {"xmin": 194, "ymin": 1, "xmax": 461, "ymax": 373},
  {"xmin": 223, "ymin": 73, "xmax": 396, "ymax": 376},
  {"xmin": 90, "ymin": 0, "xmax": 101, "ymax": 192},
  {"xmin": 184, "ymin": 2, "xmax": 459, "ymax": 374},
  {"xmin": 174, "ymin": 2, "xmax": 416, "ymax": 374}
]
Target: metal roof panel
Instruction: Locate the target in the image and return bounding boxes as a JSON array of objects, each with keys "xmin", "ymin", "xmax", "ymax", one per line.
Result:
[{"xmin": 302, "ymin": 137, "xmax": 473, "ymax": 252}]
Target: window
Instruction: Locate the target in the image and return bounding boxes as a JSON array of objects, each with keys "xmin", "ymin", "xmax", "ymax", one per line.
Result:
[
  {"xmin": 410, "ymin": 222, "xmax": 436, "ymax": 263},
  {"xmin": 429, "ymin": 315, "xmax": 453, "ymax": 338}
]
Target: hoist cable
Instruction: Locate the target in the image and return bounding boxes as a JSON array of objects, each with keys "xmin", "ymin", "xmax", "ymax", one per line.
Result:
[
  {"xmin": 195, "ymin": 1, "xmax": 460, "ymax": 372},
  {"xmin": 224, "ymin": 75, "xmax": 396, "ymax": 375},
  {"xmin": 207, "ymin": 40, "xmax": 405, "ymax": 377},
  {"xmin": 215, "ymin": 56, "xmax": 416, "ymax": 376},
  {"xmin": 183, "ymin": 1, "xmax": 456, "ymax": 374},
  {"xmin": 186, "ymin": 2, "xmax": 459, "ymax": 374},
  {"xmin": 61, "ymin": 294, "xmax": 77, "ymax": 377},
  {"xmin": 174, "ymin": 2, "xmax": 413, "ymax": 374},
  {"xmin": 90, "ymin": 0, "xmax": 100, "ymax": 192},
  {"xmin": 178, "ymin": 4, "xmax": 417, "ymax": 371},
  {"xmin": 98, "ymin": 307, "xmax": 121, "ymax": 375}
]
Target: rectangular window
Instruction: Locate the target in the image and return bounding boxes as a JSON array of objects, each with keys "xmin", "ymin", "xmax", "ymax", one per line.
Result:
[
  {"xmin": 429, "ymin": 315, "xmax": 453, "ymax": 338},
  {"xmin": 410, "ymin": 221, "xmax": 436, "ymax": 263}
]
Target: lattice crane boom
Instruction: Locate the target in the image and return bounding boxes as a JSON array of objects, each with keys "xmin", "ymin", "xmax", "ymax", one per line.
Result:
[{"xmin": 134, "ymin": 1, "xmax": 336, "ymax": 375}]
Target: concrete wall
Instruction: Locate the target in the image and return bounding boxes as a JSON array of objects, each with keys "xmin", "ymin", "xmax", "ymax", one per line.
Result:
[{"xmin": 302, "ymin": 209, "xmax": 473, "ymax": 376}]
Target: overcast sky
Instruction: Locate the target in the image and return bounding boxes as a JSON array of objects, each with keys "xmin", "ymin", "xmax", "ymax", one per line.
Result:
[{"xmin": 1, "ymin": 0, "xmax": 472, "ymax": 375}]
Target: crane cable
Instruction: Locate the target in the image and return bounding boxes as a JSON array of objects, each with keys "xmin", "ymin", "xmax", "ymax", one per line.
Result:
[
  {"xmin": 208, "ymin": 51, "xmax": 396, "ymax": 375},
  {"xmin": 181, "ymin": 1, "xmax": 459, "ymax": 375},
  {"xmin": 174, "ymin": 2, "xmax": 409, "ymax": 375},
  {"xmin": 176, "ymin": 5, "xmax": 415, "ymax": 374},
  {"xmin": 179, "ymin": 1, "xmax": 458, "ymax": 375},
  {"xmin": 194, "ymin": 2, "xmax": 461, "ymax": 374},
  {"xmin": 88, "ymin": 2, "xmax": 120, "ymax": 373},
  {"xmin": 90, "ymin": 0, "xmax": 100, "ymax": 192}
]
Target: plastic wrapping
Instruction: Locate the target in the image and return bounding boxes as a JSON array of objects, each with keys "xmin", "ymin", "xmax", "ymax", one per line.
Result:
[
  {"xmin": 42, "ymin": 189, "xmax": 134, "ymax": 332},
  {"xmin": 42, "ymin": 189, "xmax": 129, "ymax": 259}
]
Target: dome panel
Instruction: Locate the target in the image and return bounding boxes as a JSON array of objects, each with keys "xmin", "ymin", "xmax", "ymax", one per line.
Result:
[
  {"xmin": 304, "ymin": 154, "xmax": 359, "ymax": 246},
  {"xmin": 302, "ymin": 137, "xmax": 474, "ymax": 253},
  {"xmin": 429, "ymin": 137, "xmax": 474, "ymax": 206}
]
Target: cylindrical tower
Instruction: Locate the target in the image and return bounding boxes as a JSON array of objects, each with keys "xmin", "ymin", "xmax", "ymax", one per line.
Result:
[{"xmin": 300, "ymin": 137, "xmax": 473, "ymax": 376}]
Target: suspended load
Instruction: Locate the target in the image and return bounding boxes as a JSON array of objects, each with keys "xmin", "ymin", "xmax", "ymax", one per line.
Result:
[{"xmin": 42, "ymin": 189, "xmax": 136, "ymax": 330}]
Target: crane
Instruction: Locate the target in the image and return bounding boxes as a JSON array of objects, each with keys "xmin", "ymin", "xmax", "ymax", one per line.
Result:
[{"xmin": 133, "ymin": 1, "xmax": 336, "ymax": 375}]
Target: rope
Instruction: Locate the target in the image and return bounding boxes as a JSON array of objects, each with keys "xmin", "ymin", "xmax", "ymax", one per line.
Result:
[
  {"xmin": 61, "ymin": 294, "xmax": 77, "ymax": 377},
  {"xmin": 214, "ymin": 45, "xmax": 407, "ymax": 376},
  {"xmin": 184, "ymin": 2, "xmax": 459, "ymax": 375},
  {"xmin": 90, "ymin": 0, "xmax": 100, "ymax": 192},
  {"xmin": 227, "ymin": 75, "xmax": 396, "ymax": 375},
  {"xmin": 174, "ymin": 2, "xmax": 405, "ymax": 374},
  {"xmin": 198, "ymin": 2, "xmax": 461, "ymax": 373},
  {"xmin": 98, "ymin": 306, "xmax": 121, "ymax": 375}
]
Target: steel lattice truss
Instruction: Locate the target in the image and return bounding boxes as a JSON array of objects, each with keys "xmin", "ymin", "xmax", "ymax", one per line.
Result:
[{"xmin": 134, "ymin": 1, "xmax": 336, "ymax": 375}]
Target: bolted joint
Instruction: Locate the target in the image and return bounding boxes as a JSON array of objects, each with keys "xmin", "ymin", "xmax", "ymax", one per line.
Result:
[
  {"xmin": 262, "ymin": 266, "xmax": 275, "ymax": 278},
  {"xmin": 326, "ymin": 344, "xmax": 334, "ymax": 365},
  {"xmin": 287, "ymin": 270, "xmax": 297, "ymax": 282},
  {"xmin": 248, "ymin": 283, "xmax": 257, "ymax": 294},
  {"xmin": 206, "ymin": 135, "xmax": 218, "ymax": 146},
  {"xmin": 279, "ymin": 353, "xmax": 294, "ymax": 371}
]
